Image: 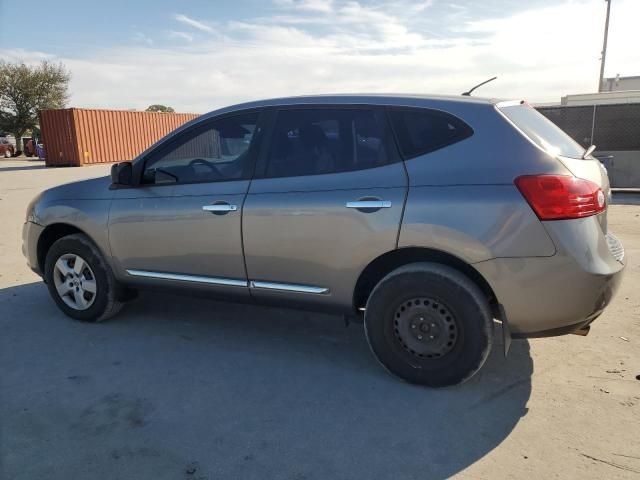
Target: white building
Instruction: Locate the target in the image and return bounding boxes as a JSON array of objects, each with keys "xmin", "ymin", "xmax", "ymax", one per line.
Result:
[{"xmin": 601, "ymin": 75, "xmax": 640, "ymax": 92}]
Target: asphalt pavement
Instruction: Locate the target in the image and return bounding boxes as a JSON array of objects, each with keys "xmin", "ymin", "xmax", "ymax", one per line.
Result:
[{"xmin": 1, "ymin": 160, "xmax": 638, "ymax": 479}]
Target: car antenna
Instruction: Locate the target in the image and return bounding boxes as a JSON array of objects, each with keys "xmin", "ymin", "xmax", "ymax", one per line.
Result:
[{"xmin": 462, "ymin": 76, "xmax": 497, "ymax": 96}]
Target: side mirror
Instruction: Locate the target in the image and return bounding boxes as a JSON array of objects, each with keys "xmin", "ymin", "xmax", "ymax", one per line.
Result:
[{"xmin": 111, "ymin": 162, "xmax": 133, "ymax": 186}]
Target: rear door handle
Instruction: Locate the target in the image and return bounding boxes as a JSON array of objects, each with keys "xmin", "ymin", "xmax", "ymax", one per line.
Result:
[
  {"xmin": 345, "ymin": 200, "xmax": 392, "ymax": 209},
  {"xmin": 202, "ymin": 203, "xmax": 238, "ymax": 213}
]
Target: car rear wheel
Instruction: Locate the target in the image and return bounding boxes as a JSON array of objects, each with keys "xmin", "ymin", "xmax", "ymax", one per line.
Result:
[
  {"xmin": 44, "ymin": 234, "xmax": 124, "ymax": 322},
  {"xmin": 364, "ymin": 263, "xmax": 493, "ymax": 387}
]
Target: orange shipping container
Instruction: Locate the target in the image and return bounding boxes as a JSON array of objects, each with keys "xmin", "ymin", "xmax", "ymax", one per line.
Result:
[{"xmin": 39, "ymin": 108, "xmax": 200, "ymax": 166}]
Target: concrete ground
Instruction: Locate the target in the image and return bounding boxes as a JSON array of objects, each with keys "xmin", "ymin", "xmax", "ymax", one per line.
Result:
[{"xmin": 1, "ymin": 159, "xmax": 639, "ymax": 480}]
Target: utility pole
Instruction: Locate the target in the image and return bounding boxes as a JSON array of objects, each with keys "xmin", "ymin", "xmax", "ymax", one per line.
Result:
[{"xmin": 598, "ymin": 0, "xmax": 612, "ymax": 92}]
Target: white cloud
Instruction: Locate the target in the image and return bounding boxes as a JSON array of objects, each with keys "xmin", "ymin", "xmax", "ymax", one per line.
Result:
[
  {"xmin": 133, "ymin": 31, "xmax": 153, "ymax": 46},
  {"xmin": 275, "ymin": 0, "xmax": 334, "ymax": 13},
  {"xmin": 168, "ymin": 30, "xmax": 194, "ymax": 42},
  {"xmin": 4, "ymin": 0, "xmax": 639, "ymax": 112},
  {"xmin": 413, "ymin": 0, "xmax": 434, "ymax": 12},
  {"xmin": 174, "ymin": 14, "xmax": 214, "ymax": 33}
]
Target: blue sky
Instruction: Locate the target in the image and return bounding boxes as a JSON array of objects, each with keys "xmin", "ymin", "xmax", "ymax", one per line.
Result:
[{"xmin": 2, "ymin": 0, "xmax": 638, "ymax": 112}]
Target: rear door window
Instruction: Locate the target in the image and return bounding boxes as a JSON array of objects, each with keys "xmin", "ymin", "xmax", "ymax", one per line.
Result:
[
  {"xmin": 499, "ymin": 103, "xmax": 585, "ymax": 159},
  {"xmin": 387, "ymin": 108, "xmax": 473, "ymax": 159},
  {"xmin": 264, "ymin": 108, "xmax": 399, "ymax": 178}
]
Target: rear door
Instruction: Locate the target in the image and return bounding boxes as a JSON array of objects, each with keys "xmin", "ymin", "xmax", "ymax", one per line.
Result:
[{"xmin": 242, "ymin": 106, "xmax": 408, "ymax": 310}]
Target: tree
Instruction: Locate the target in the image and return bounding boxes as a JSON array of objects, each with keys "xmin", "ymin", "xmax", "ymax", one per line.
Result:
[
  {"xmin": 146, "ymin": 104, "xmax": 175, "ymax": 113},
  {"xmin": 0, "ymin": 61, "xmax": 70, "ymax": 152}
]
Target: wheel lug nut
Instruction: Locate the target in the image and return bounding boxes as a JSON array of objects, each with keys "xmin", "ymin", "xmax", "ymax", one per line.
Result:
[
  {"xmin": 411, "ymin": 324, "xmax": 416, "ymax": 329},
  {"xmin": 417, "ymin": 335, "xmax": 423, "ymax": 340},
  {"xmin": 429, "ymin": 335, "xmax": 434, "ymax": 339}
]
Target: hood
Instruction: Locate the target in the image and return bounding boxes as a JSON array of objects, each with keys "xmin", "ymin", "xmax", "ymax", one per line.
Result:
[{"xmin": 41, "ymin": 175, "xmax": 114, "ymax": 202}]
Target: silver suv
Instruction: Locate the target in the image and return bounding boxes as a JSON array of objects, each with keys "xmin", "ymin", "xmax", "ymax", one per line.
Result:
[{"xmin": 22, "ymin": 95, "xmax": 625, "ymax": 387}]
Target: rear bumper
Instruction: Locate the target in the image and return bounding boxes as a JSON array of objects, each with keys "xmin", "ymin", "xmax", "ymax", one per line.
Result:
[
  {"xmin": 22, "ymin": 221, "xmax": 44, "ymax": 276},
  {"xmin": 474, "ymin": 216, "xmax": 625, "ymax": 337}
]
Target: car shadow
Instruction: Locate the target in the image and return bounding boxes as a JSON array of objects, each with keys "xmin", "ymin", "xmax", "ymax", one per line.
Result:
[
  {"xmin": 2, "ymin": 282, "xmax": 533, "ymax": 480},
  {"xmin": 0, "ymin": 164, "xmax": 48, "ymax": 172}
]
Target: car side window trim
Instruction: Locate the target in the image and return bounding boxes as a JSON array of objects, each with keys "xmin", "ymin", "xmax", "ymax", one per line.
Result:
[{"xmin": 132, "ymin": 108, "xmax": 266, "ymax": 187}]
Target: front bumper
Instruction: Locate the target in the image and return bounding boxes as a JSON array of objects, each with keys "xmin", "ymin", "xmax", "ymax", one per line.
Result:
[
  {"xmin": 22, "ymin": 221, "xmax": 44, "ymax": 276},
  {"xmin": 474, "ymin": 216, "xmax": 625, "ymax": 337}
]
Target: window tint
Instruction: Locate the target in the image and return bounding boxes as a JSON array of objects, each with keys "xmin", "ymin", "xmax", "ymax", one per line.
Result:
[
  {"xmin": 265, "ymin": 109, "xmax": 396, "ymax": 178},
  {"xmin": 142, "ymin": 112, "xmax": 259, "ymax": 184},
  {"xmin": 500, "ymin": 104, "xmax": 586, "ymax": 159},
  {"xmin": 388, "ymin": 108, "xmax": 473, "ymax": 159}
]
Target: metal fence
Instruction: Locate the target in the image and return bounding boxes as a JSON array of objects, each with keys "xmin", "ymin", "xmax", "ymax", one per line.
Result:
[{"xmin": 536, "ymin": 103, "xmax": 640, "ymax": 151}]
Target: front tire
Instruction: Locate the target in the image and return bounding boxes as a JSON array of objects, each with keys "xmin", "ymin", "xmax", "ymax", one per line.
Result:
[
  {"xmin": 364, "ymin": 263, "xmax": 493, "ymax": 388},
  {"xmin": 44, "ymin": 234, "xmax": 124, "ymax": 322}
]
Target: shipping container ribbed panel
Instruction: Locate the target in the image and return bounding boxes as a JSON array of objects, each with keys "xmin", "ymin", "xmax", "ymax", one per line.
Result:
[{"xmin": 39, "ymin": 108, "xmax": 199, "ymax": 166}]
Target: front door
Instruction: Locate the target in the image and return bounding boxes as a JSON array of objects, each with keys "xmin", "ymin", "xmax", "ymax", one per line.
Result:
[
  {"xmin": 108, "ymin": 110, "xmax": 263, "ymax": 296},
  {"xmin": 242, "ymin": 107, "xmax": 408, "ymax": 310}
]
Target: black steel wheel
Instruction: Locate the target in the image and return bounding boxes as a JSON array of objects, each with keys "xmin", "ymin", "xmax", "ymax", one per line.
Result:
[
  {"xmin": 364, "ymin": 262, "xmax": 493, "ymax": 387},
  {"xmin": 393, "ymin": 297, "xmax": 459, "ymax": 359}
]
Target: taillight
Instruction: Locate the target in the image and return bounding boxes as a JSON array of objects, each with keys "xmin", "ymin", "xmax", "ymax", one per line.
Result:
[{"xmin": 515, "ymin": 175, "xmax": 606, "ymax": 220}]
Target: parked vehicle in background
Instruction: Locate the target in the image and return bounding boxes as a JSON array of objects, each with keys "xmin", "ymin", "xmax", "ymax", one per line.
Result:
[
  {"xmin": 24, "ymin": 138, "xmax": 36, "ymax": 157},
  {"xmin": 22, "ymin": 94, "xmax": 625, "ymax": 387},
  {"xmin": 1, "ymin": 137, "xmax": 15, "ymax": 158}
]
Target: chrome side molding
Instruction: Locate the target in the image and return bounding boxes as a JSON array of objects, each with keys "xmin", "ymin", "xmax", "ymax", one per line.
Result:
[
  {"xmin": 126, "ymin": 270, "xmax": 329, "ymax": 294},
  {"xmin": 250, "ymin": 280, "xmax": 329, "ymax": 294},
  {"xmin": 126, "ymin": 269, "xmax": 247, "ymax": 287}
]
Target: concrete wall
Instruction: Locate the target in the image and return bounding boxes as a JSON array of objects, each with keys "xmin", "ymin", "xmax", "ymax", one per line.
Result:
[{"xmin": 595, "ymin": 150, "xmax": 640, "ymax": 188}]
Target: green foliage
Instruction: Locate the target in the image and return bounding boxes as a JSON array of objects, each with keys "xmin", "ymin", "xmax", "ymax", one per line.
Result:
[
  {"xmin": 0, "ymin": 60, "xmax": 70, "ymax": 150},
  {"xmin": 146, "ymin": 104, "xmax": 175, "ymax": 113}
]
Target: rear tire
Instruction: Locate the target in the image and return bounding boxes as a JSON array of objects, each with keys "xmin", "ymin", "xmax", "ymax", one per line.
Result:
[
  {"xmin": 44, "ymin": 234, "xmax": 124, "ymax": 322},
  {"xmin": 364, "ymin": 262, "xmax": 493, "ymax": 387}
]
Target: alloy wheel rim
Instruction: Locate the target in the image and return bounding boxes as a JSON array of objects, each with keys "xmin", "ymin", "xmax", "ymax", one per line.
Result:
[
  {"xmin": 52, "ymin": 253, "xmax": 97, "ymax": 310},
  {"xmin": 393, "ymin": 297, "xmax": 459, "ymax": 358}
]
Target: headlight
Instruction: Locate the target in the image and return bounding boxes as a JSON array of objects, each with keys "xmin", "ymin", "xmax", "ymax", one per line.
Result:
[{"xmin": 25, "ymin": 194, "xmax": 42, "ymax": 223}]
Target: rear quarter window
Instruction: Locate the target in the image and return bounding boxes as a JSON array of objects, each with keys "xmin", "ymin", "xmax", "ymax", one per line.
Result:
[
  {"xmin": 387, "ymin": 108, "xmax": 473, "ymax": 159},
  {"xmin": 499, "ymin": 103, "xmax": 586, "ymax": 159}
]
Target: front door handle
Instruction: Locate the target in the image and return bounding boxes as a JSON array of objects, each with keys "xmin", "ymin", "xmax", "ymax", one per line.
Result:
[
  {"xmin": 345, "ymin": 200, "xmax": 392, "ymax": 209},
  {"xmin": 202, "ymin": 203, "xmax": 238, "ymax": 213}
]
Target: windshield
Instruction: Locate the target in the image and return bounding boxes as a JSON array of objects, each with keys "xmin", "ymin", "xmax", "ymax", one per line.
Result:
[{"xmin": 499, "ymin": 103, "xmax": 586, "ymax": 159}]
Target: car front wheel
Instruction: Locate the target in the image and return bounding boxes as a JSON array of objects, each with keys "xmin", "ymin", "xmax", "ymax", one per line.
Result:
[
  {"xmin": 44, "ymin": 234, "xmax": 124, "ymax": 322},
  {"xmin": 364, "ymin": 262, "xmax": 493, "ymax": 387}
]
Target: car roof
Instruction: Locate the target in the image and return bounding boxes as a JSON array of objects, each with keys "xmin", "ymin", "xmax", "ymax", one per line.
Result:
[{"xmin": 200, "ymin": 93, "xmax": 503, "ymax": 120}]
